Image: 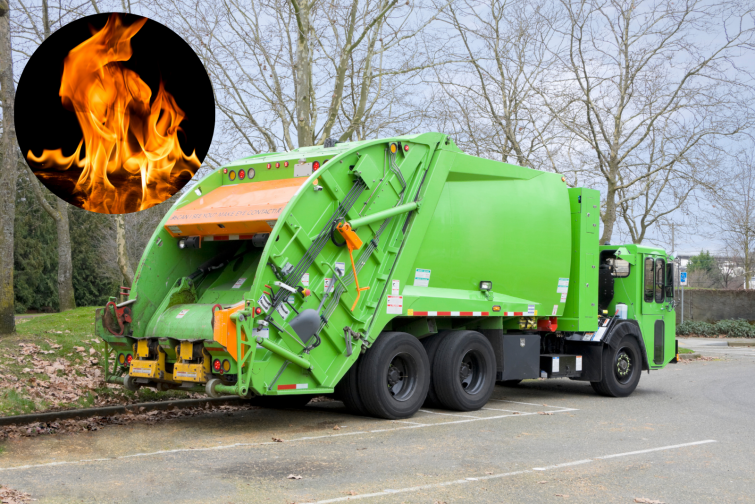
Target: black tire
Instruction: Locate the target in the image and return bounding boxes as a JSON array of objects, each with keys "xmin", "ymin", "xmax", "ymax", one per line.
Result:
[
  {"xmin": 499, "ymin": 380, "xmax": 522, "ymax": 387},
  {"xmin": 358, "ymin": 332, "xmax": 430, "ymax": 419},
  {"xmin": 421, "ymin": 332, "xmax": 446, "ymax": 408},
  {"xmin": 591, "ymin": 335, "xmax": 642, "ymax": 397},
  {"xmin": 433, "ymin": 330, "xmax": 496, "ymax": 411},
  {"xmin": 334, "ymin": 357, "xmax": 369, "ymax": 416}
]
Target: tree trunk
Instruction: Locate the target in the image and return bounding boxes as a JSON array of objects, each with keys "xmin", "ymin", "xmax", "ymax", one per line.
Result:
[
  {"xmin": 0, "ymin": 0, "xmax": 18, "ymax": 334},
  {"xmin": 116, "ymin": 214, "xmax": 134, "ymax": 291},
  {"xmin": 293, "ymin": 0, "xmax": 313, "ymax": 147},
  {"xmin": 55, "ymin": 199, "xmax": 76, "ymax": 311}
]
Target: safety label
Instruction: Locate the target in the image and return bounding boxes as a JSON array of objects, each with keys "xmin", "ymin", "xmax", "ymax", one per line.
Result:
[
  {"xmin": 175, "ymin": 371, "xmax": 197, "ymax": 379},
  {"xmin": 253, "ymin": 326, "xmax": 269, "ymax": 349},
  {"xmin": 557, "ymin": 278, "xmax": 569, "ymax": 294},
  {"xmin": 335, "ymin": 262, "xmax": 346, "ymax": 277},
  {"xmin": 301, "ymin": 273, "xmax": 310, "ymax": 286},
  {"xmin": 276, "ymin": 302, "xmax": 290, "ymax": 320},
  {"xmin": 176, "ymin": 309, "xmax": 190, "ymax": 319},
  {"xmin": 168, "ymin": 226, "xmax": 181, "ymax": 234},
  {"xmin": 324, "ymin": 278, "xmax": 333, "ymax": 293},
  {"xmin": 576, "ymin": 356, "xmax": 583, "ymax": 371},
  {"xmin": 232, "ymin": 277, "xmax": 247, "ymax": 289},
  {"xmin": 527, "ymin": 305, "xmax": 536, "ymax": 316},
  {"xmin": 387, "ymin": 296, "xmax": 403, "ymax": 314},
  {"xmin": 552, "ymin": 305, "xmax": 558, "ymax": 316},
  {"xmin": 392, "ymin": 280, "xmax": 400, "ymax": 295},
  {"xmin": 414, "ymin": 268, "xmax": 431, "ymax": 287},
  {"xmin": 551, "ymin": 356, "xmax": 560, "ymax": 373},
  {"xmin": 560, "ymin": 292, "xmax": 567, "ymax": 303},
  {"xmin": 258, "ymin": 294, "xmax": 271, "ymax": 312}
]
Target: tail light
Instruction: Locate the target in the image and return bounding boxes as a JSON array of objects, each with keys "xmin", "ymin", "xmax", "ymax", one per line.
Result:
[
  {"xmin": 267, "ymin": 163, "xmax": 272, "ymax": 170},
  {"xmin": 222, "ymin": 360, "xmax": 231, "ymax": 372},
  {"xmin": 312, "ymin": 161, "xmax": 320, "ymax": 171},
  {"xmin": 228, "ymin": 170, "xmax": 236, "ymax": 181},
  {"xmin": 238, "ymin": 169, "xmax": 246, "ymax": 180},
  {"xmin": 118, "ymin": 353, "xmax": 126, "ymax": 365},
  {"xmin": 223, "ymin": 168, "xmax": 228, "ymax": 174},
  {"xmin": 255, "ymin": 307, "xmax": 262, "ymax": 315},
  {"xmin": 213, "ymin": 359, "xmax": 221, "ymax": 371},
  {"xmin": 403, "ymin": 144, "xmax": 409, "ymax": 152},
  {"xmin": 284, "ymin": 161, "xmax": 289, "ymax": 167},
  {"xmin": 126, "ymin": 354, "xmax": 133, "ymax": 364},
  {"xmin": 275, "ymin": 162, "xmax": 280, "ymax": 168}
]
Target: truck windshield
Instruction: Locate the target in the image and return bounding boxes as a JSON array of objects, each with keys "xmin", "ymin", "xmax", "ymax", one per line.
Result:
[
  {"xmin": 665, "ymin": 262, "xmax": 674, "ymax": 299},
  {"xmin": 655, "ymin": 258, "xmax": 665, "ymax": 303},
  {"xmin": 644, "ymin": 257, "xmax": 654, "ymax": 302}
]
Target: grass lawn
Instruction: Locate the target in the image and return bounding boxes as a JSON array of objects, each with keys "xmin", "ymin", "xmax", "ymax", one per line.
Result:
[
  {"xmin": 678, "ymin": 347, "xmax": 695, "ymax": 354},
  {"xmin": 1, "ymin": 307, "xmax": 196, "ymax": 417}
]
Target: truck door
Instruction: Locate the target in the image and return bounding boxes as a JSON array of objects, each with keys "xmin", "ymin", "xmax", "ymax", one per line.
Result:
[{"xmin": 641, "ymin": 255, "xmax": 666, "ymax": 366}]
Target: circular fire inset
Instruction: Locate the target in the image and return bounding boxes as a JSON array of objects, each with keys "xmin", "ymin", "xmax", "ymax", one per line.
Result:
[{"xmin": 16, "ymin": 13, "xmax": 215, "ymax": 214}]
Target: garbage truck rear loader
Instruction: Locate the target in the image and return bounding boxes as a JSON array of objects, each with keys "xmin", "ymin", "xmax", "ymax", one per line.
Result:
[{"xmin": 96, "ymin": 133, "xmax": 678, "ymax": 419}]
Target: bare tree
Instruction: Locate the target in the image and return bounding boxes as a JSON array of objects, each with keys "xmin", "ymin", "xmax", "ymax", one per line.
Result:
[
  {"xmin": 429, "ymin": 0, "xmax": 577, "ymax": 176},
  {"xmin": 709, "ymin": 149, "xmax": 755, "ymax": 289},
  {"xmin": 145, "ymin": 0, "xmax": 451, "ymax": 164},
  {"xmin": 0, "ymin": 0, "xmax": 19, "ymax": 333},
  {"xmin": 534, "ymin": 0, "xmax": 755, "ymax": 245}
]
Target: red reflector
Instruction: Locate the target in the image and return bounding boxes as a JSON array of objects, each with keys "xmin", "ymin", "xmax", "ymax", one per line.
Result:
[
  {"xmin": 126, "ymin": 354, "xmax": 133, "ymax": 364},
  {"xmin": 213, "ymin": 359, "xmax": 221, "ymax": 371},
  {"xmin": 313, "ymin": 161, "xmax": 320, "ymax": 171},
  {"xmin": 275, "ymin": 162, "xmax": 280, "ymax": 168},
  {"xmin": 255, "ymin": 307, "xmax": 262, "ymax": 315},
  {"xmin": 223, "ymin": 168, "xmax": 228, "ymax": 174},
  {"xmin": 239, "ymin": 169, "xmax": 246, "ymax": 179},
  {"xmin": 284, "ymin": 161, "xmax": 289, "ymax": 167},
  {"xmin": 404, "ymin": 144, "xmax": 409, "ymax": 152},
  {"xmin": 267, "ymin": 163, "xmax": 272, "ymax": 170}
]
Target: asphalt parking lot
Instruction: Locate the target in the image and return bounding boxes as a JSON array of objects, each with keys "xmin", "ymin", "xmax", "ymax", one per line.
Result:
[{"xmin": 1, "ymin": 344, "xmax": 753, "ymax": 504}]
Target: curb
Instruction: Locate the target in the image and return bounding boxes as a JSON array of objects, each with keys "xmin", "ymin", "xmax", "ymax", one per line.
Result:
[
  {"xmin": 0, "ymin": 396, "xmax": 245, "ymax": 427},
  {"xmin": 679, "ymin": 353, "xmax": 700, "ymax": 361},
  {"xmin": 728, "ymin": 342, "xmax": 755, "ymax": 347}
]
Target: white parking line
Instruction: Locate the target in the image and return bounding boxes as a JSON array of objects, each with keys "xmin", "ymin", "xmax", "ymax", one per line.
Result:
[
  {"xmin": 0, "ymin": 405, "xmax": 577, "ymax": 473},
  {"xmin": 418, "ymin": 409, "xmax": 481, "ymax": 419},
  {"xmin": 308, "ymin": 440, "xmax": 717, "ymax": 503}
]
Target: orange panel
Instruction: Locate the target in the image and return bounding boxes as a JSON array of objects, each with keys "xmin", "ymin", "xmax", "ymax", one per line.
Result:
[
  {"xmin": 213, "ymin": 301, "xmax": 246, "ymax": 361},
  {"xmin": 164, "ymin": 178, "xmax": 304, "ymax": 238}
]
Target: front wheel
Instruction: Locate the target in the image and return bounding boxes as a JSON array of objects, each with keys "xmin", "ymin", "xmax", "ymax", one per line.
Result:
[{"xmin": 591, "ymin": 336, "xmax": 642, "ymax": 397}]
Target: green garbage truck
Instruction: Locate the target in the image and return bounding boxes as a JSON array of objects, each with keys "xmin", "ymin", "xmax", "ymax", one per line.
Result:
[{"xmin": 96, "ymin": 132, "xmax": 678, "ymax": 419}]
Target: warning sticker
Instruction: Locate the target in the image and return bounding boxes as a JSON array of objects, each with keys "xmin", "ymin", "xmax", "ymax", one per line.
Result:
[
  {"xmin": 414, "ymin": 268, "xmax": 431, "ymax": 287},
  {"xmin": 176, "ymin": 309, "xmax": 190, "ymax": 319},
  {"xmin": 527, "ymin": 305, "xmax": 536, "ymax": 316},
  {"xmin": 232, "ymin": 277, "xmax": 247, "ymax": 289},
  {"xmin": 168, "ymin": 226, "xmax": 182, "ymax": 234},
  {"xmin": 175, "ymin": 371, "xmax": 197, "ymax": 379},
  {"xmin": 560, "ymin": 292, "xmax": 567, "ymax": 303},
  {"xmin": 557, "ymin": 278, "xmax": 569, "ymax": 294},
  {"xmin": 387, "ymin": 296, "xmax": 403, "ymax": 314},
  {"xmin": 301, "ymin": 273, "xmax": 310, "ymax": 286},
  {"xmin": 576, "ymin": 356, "xmax": 583, "ymax": 371},
  {"xmin": 258, "ymin": 294, "xmax": 271, "ymax": 312},
  {"xmin": 392, "ymin": 280, "xmax": 400, "ymax": 296},
  {"xmin": 253, "ymin": 326, "xmax": 269, "ymax": 349},
  {"xmin": 335, "ymin": 262, "xmax": 346, "ymax": 277},
  {"xmin": 276, "ymin": 302, "xmax": 291, "ymax": 321},
  {"xmin": 552, "ymin": 305, "xmax": 558, "ymax": 316},
  {"xmin": 324, "ymin": 278, "xmax": 333, "ymax": 293},
  {"xmin": 551, "ymin": 356, "xmax": 560, "ymax": 373}
]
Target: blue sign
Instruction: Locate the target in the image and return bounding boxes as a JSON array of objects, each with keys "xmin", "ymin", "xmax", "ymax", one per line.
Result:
[{"xmin": 680, "ymin": 272, "xmax": 687, "ymax": 285}]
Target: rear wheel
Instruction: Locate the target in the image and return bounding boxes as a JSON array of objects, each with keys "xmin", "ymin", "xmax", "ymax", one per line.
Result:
[
  {"xmin": 334, "ymin": 356, "xmax": 369, "ymax": 416},
  {"xmin": 421, "ymin": 333, "xmax": 446, "ymax": 408},
  {"xmin": 433, "ymin": 331, "xmax": 495, "ymax": 411},
  {"xmin": 358, "ymin": 332, "xmax": 430, "ymax": 419},
  {"xmin": 591, "ymin": 335, "xmax": 642, "ymax": 397}
]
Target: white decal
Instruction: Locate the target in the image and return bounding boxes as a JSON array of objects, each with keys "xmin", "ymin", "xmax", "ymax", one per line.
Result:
[
  {"xmin": 324, "ymin": 278, "xmax": 333, "ymax": 293},
  {"xmin": 301, "ymin": 273, "xmax": 310, "ymax": 287},
  {"xmin": 276, "ymin": 302, "xmax": 291, "ymax": 321},
  {"xmin": 387, "ymin": 295, "xmax": 403, "ymax": 314},
  {"xmin": 557, "ymin": 277, "xmax": 569, "ymax": 294},
  {"xmin": 253, "ymin": 326, "xmax": 270, "ymax": 349},
  {"xmin": 527, "ymin": 305, "xmax": 536, "ymax": 316},
  {"xmin": 258, "ymin": 295, "xmax": 271, "ymax": 312},
  {"xmin": 414, "ymin": 268, "xmax": 431, "ymax": 287},
  {"xmin": 176, "ymin": 309, "xmax": 190, "ymax": 319},
  {"xmin": 392, "ymin": 280, "xmax": 400, "ymax": 296},
  {"xmin": 232, "ymin": 277, "xmax": 247, "ymax": 289},
  {"xmin": 552, "ymin": 305, "xmax": 558, "ymax": 316},
  {"xmin": 593, "ymin": 326, "xmax": 608, "ymax": 341},
  {"xmin": 335, "ymin": 262, "xmax": 346, "ymax": 277},
  {"xmin": 552, "ymin": 356, "xmax": 560, "ymax": 373},
  {"xmin": 560, "ymin": 293, "xmax": 567, "ymax": 303},
  {"xmin": 576, "ymin": 356, "xmax": 583, "ymax": 372}
]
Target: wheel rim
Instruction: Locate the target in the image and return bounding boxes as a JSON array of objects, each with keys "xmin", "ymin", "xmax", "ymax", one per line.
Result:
[
  {"xmin": 614, "ymin": 346, "xmax": 635, "ymax": 385},
  {"xmin": 386, "ymin": 352, "xmax": 417, "ymax": 402},
  {"xmin": 459, "ymin": 348, "xmax": 486, "ymax": 395}
]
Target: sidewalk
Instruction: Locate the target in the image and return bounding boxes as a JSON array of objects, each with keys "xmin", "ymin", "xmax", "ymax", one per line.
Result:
[{"xmin": 678, "ymin": 337, "xmax": 755, "ymax": 348}]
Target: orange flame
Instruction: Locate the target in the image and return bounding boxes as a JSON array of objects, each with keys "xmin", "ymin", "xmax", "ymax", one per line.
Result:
[{"xmin": 27, "ymin": 14, "xmax": 200, "ymax": 214}]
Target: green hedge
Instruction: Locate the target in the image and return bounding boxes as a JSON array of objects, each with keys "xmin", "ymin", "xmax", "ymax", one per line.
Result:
[{"xmin": 677, "ymin": 319, "xmax": 755, "ymax": 338}]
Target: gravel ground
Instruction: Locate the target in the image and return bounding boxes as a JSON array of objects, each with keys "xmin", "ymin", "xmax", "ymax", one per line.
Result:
[{"xmin": 0, "ymin": 346, "xmax": 753, "ymax": 504}]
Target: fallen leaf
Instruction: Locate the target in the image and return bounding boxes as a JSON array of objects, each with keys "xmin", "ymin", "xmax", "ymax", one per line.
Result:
[
  {"xmin": 538, "ymin": 411, "xmax": 554, "ymax": 415},
  {"xmin": 287, "ymin": 474, "xmax": 302, "ymax": 480},
  {"xmin": 635, "ymin": 499, "xmax": 665, "ymax": 504},
  {"xmin": 333, "ymin": 425, "xmax": 341, "ymax": 430},
  {"xmin": 345, "ymin": 491, "xmax": 358, "ymax": 496},
  {"xmin": 89, "ymin": 348, "xmax": 96, "ymax": 356},
  {"xmin": 538, "ymin": 481, "xmax": 547, "ymax": 484},
  {"xmin": 555, "ymin": 494, "xmax": 569, "ymax": 498},
  {"xmin": 73, "ymin": 346, "xmax": 86, "ymax": 353},
  {"xmin": 272, "ymin": 437, "xmax": 284, "ymax": 442}
]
